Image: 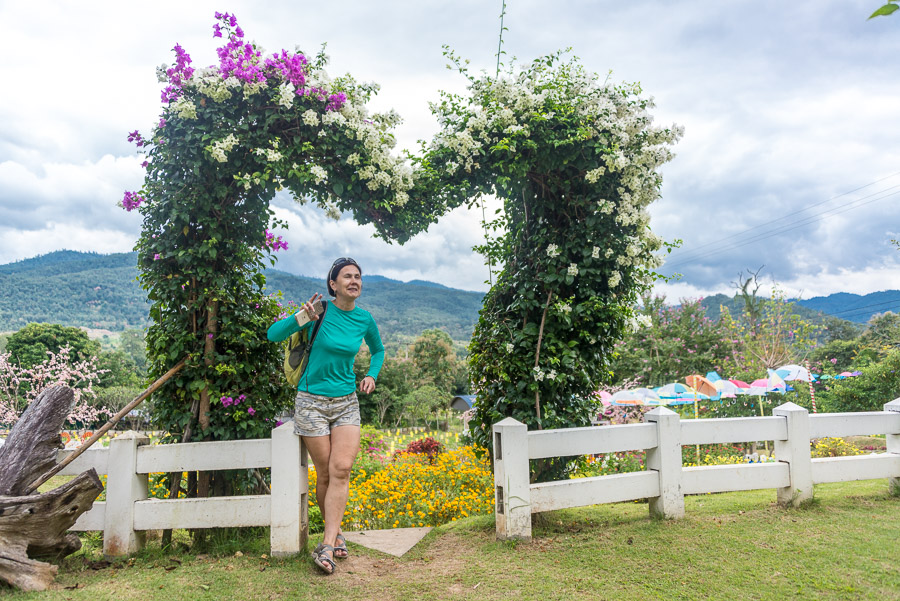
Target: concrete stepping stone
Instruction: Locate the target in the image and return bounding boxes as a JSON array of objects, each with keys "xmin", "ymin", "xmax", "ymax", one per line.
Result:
[{"xmin": 342, "ymin": 527, "xmax": 432, "ymax": 557}]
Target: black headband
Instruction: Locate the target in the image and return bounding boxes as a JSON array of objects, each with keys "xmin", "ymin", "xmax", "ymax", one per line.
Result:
[{"xmin": 327, "ymin": 257, "xmax": 361, "ymax": 296}]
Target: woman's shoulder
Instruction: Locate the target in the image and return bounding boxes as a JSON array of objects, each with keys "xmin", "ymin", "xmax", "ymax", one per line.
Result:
[
  {"xmin": 352, "ymin": 305, "xmax": 374, "ymax": 320},
  {"xmin": 346, "ymin": 305, "xmax": 376, "ymax": 326}
]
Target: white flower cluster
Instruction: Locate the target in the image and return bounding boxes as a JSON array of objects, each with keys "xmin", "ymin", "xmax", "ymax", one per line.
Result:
[
  {"xmin": 209, "ymin": 134, "xmax": 239, "ymax": 163},
  {"xmin": 567, "ymin": 263, "xmax": 579, "ymax": 277},
  {"xmin": 585, "ymin": 166, "xmax": 605, "ymax": 183},
  {"xmin": 277, "ymin": 83, "xmax": 295, "ymax": 108},
  {"xmin": 310, "ymin": 65, "xmax": 418, "ymax": 209},
  {"xmin": 533, "ymin": 366, "xmax": 558, "ymax": 381},
  {"xmin": 591, "ymin": 246, "xmax": 600, "ymax": 259},
  {"xmin": 302, "ymin": 109, "xmax": 319, "ymax": 126},
  {"xmin": 546, "ymin": 244, "xmax": 560, "ymax": 258},
  {"xmin": 557, "ymin": 302, "xmax": 572, "ymax": 314},
  {"xmin": 505, "ymin": 343, "xmax": 514, "ymax": 353},
  {"xmin": 429, "ymin": 59, "xmax": 681, "ymax": 278},
  {"xmin": 322, "ymin": 110, "xmax": 346, "ymax": 126},
  {"xmin": 254, "ymin": 146, "xmax": 283, "ymax": 163},
  {"xmin": 626, "ymin": 313, "xmax": 653, "ymax": 333},
  {"xmin": 310, "ymin": 165, "xmax": 328, "ymax": 184},
  {"xmin": 608, "ymin": 271, "xmax": 621, "ymax": 289},
  {"xmin": 324, "ymin": 199, "xmax": 341, "ymax": 220},
  {"xmin": 596, "ymin": 199, "xmax": 614, "ymax": 215},
  {"xmin": 192, "ymin": 68, "xmax": 241, "ymax": 103},
  {"xmin": 171, "ymin": 96, "xmax": 198, "ymax": 120},
  {"xmin": 243, "ymin": 81, "xmax": 266, "ymax": 97}
]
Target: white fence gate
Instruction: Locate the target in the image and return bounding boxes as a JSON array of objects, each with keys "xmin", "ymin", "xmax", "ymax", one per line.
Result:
[
  {"xmin": 58, "ymin": 421, "xmax": 309, "ymax": 557},
  {"xmin": 493, "ymin": 400, "xmax": 900, "ymax": 540}
]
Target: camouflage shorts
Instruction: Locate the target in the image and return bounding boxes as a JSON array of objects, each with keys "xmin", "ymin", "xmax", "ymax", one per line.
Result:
[{"xmin": 293, "ymin": 390, "xmax": 360, "ymax": 437}]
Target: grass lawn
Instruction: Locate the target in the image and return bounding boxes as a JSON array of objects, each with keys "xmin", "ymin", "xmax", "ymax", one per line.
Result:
[{"xmin": 4, "ymin": 479, "xmax": 898, "ymax": 600}]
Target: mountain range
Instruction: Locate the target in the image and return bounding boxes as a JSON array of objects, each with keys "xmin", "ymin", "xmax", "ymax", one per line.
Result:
[
  {"xmin": 0, "ymin": 251, "xmax": 897, "ymax": 341},
  {"xmin": 0, "ymin": 251, "xmax": 484, "ymax": 342}
]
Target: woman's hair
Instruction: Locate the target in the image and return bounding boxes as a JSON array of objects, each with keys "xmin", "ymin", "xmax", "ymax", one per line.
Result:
[{"xmin": 327, "ymin": 257, "xmax": 361, "ymax": 296}]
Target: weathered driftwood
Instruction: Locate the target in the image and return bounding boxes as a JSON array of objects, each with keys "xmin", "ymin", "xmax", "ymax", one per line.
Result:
[
  {"xmin": 0, "ymin": 471, "xmax": 103, "ymax": 591},
  {"xmin": 0, "ymin": 386, "xmax": 103, "ymax": 591},
  {"xmin": 25, "ymin": 356, "xmax": 187, "ymax": 494},
  {"xmin": 0, "ymin": 386, "xmax": 75, "ymax": 497}
]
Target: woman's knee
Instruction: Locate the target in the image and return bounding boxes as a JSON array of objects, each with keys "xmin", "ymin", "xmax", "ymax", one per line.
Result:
[{"xmin": 328, "ymin": 461, "xmax": 353, "ymax": 482}]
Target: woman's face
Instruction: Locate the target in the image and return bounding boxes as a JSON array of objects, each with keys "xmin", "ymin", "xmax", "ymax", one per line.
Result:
[{"xmin": 331, "ymin": 265, "xmax": 362, "ymax": 300}]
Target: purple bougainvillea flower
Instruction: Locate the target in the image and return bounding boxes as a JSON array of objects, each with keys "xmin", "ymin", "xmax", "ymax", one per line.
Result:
[
  {"xmin": 120, "ymin": 191, "xmax": 145, "ymax": 211},
  {"xmin": 247, "ymin": 407, "xmax": 256, "ymax": 416}
]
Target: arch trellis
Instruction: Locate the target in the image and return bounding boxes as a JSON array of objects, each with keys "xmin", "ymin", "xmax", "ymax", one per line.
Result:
[{"xmin": 124, "ymin": 13, "xmax": 680, "ymax": 484}]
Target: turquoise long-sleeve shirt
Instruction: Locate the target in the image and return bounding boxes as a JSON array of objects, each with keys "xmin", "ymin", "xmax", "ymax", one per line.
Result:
[{"xmin": 267, "ymin": 302, "xmax": 385, "ymax": 397}]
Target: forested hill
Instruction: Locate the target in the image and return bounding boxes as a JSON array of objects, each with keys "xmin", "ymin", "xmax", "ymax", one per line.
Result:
[
  {"xmin": 0, "ymin": 251, "xmax": 485, "ymax": 341},
  {"xmin": 1, "ymin": 251, "xmax": 894, "ymax": 337},
  {"xmin": 700, "ymin": 291, "xmax": 900, "ymax": 326}
]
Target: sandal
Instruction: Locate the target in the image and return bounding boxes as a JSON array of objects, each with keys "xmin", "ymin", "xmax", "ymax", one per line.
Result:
[
  {"xmin": 311, "ymin": 543, "xmax": 336, "ymax": 575},
  {"xmin": 334, "ymin": 533, "xmax": 349, "ymax": 559}
]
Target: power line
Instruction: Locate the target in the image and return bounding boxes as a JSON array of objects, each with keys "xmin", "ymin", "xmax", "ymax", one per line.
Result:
[
  {"xmin": 814, "ymin": 297, "xmax": 900, "ymax": 319},
  {"xmin": 665, "ymin": 185, "xmax": 900, "ymax": 269},
  {"xmin": 664, "ymin": 172, "xmax": 900, "ymax": 268}
]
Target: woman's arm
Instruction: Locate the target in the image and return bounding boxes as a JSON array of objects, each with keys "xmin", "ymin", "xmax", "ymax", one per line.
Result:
[
  {"xmin": 364, "ymin": 316, "xmax": 385, "ymax": 380},
  {"xmin": 267, "ymin": 294, "xmax": 322, "ymax": 342},
  {"xmin": 266, "ymin": 311, "xmax": 311, "ymax": 342}
]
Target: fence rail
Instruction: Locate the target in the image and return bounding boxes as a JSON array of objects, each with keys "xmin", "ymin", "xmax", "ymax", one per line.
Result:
[
  {"xmin": 56, "ymin": 422, "xmax": 308, "ymax": 557},
  {"xmin": 493, "ymin": 400, "xmax": 900, "ymax": 540}
]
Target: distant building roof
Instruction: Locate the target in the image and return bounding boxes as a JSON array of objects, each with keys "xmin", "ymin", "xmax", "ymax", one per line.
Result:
[{"xmin": 450, "ymin": 395, "xmax": 476, "ymax": 412}]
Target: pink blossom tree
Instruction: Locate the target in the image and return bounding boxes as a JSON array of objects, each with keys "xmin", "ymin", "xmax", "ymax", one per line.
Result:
[{"xmin": 0, "ymin": 346, "xmax": 109, "ymax": 427}]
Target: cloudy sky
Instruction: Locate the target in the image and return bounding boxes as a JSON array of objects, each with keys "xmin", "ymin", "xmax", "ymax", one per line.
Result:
[{"xmin": 1, "ymin": 1, "xmax": 898, "ymax": 299}]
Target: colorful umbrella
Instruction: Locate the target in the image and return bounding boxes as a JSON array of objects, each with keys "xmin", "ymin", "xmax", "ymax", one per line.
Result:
[
  {"xmin": 712, "ymin": 379, "xmax": 742, "ymax": 398},
  {"xmin": 656, "ymin": 383, "xmax": 709, "ymax": 403},
  {"xmin": 656, "ymin": 382, "xmax": 691, "ymax": 398},
  {"xmin": 750, "ymin": 369, "xmax": 787, "ymax": 393},
  {"xmin": 610, "ymin": 388, "xmax": 662, "ymax": 406},
  {"xmin": 775, "ymin": 364, "xmax": 814, "ymax": 382},
  {"xmin": 729, "ymin": 379, "xmax": 752, "ymax": 390},
  {"xmin": 705, "ymin": 371, "xmax": 722, "ymax": 382},
  {"xmin": 685, "ymin": 375, "xmax": 720, "ymax": 399}
]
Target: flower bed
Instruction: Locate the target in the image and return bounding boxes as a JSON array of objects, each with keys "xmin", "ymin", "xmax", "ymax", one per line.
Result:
[
  {"xmin": 344, "ymin": 446, "xmax": 493, "ymax": 529},
  {"xmin": 306, "ymin": 430, "xmax": 493, "ymax": 532}
]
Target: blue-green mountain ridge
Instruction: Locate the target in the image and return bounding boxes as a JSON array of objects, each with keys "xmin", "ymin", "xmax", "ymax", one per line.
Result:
[{"xmin": 0, "ymin": 251, "xmax": 894, "ymax": 340}]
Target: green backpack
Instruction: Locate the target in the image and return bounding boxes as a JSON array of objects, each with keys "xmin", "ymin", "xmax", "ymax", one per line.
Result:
[{"xmin": 283, "ymin": 301, "xmax": 328, "ymax": 387}]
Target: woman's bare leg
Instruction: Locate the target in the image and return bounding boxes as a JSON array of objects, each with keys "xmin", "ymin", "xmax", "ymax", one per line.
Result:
[{"xmin": 303, "ymin": 426, "xmax": 360, "ymax": 562}]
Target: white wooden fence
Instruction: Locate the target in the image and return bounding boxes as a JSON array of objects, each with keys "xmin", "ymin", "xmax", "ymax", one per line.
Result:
[
  {"xmin": 493, "ymin": 400, "xmax": 900, "ymax": 540},
  {"xmin": 58, "ymin": 421, "xmax": 309, "ymax": 557}
]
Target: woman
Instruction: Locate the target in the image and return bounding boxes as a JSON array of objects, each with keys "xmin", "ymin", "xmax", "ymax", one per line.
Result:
[{"xmin": 267, "ymin": 257, "xmax": 384, "ymax": 575}]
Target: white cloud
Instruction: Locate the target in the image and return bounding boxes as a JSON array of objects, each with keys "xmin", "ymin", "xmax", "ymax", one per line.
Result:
[
  {"xmin": 0, "ymin": 222, "xmax": 136, "ymax": 263},
  {"xmin": 270, "ymin": 194, "xmax": 500, "ymax": 292},
  {"xmin": 1, "ymin": 0, "xmax": 899, "ymax": 298}
]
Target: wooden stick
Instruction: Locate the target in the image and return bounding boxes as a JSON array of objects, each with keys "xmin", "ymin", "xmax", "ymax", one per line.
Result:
[{"xmin": 23, "ymin": 356, "xmax": 189, "ymax": 495}]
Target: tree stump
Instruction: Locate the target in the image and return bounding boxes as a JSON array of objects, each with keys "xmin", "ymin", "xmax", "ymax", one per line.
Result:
[{"xmin": 0, "ymin": 386, "xmax": 103, "ymax": 591}]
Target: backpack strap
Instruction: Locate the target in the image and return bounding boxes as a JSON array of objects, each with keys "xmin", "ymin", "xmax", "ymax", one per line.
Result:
[{"xmin": 308, "ymin": 300, "xmax": 328, "ymax": 345}]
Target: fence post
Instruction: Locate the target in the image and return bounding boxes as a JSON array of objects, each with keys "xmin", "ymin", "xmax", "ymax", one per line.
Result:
[
  {"xmin": 773, "ymin": 402, "xmax": 813, "ymax": 506},
  {"xmin": 885, "ymin": 398, "xmax": 900, "ymax": 496},
  {"xmin": 645, "ymin": 407, "xmax": 684, "ymax": 519},
  {"xmin": 493, "ymin": 418, "xmax": 531, "ymax": 541},
  {"xmin": 103, "ymin": 431, "xmax": 149, "ymax": 557},
  {"xmin": 270, "ymin": 420, "xmax": 308, "ymax": 556}
]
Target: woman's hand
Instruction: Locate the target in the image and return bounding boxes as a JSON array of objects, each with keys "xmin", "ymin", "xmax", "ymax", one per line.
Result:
[
  {"xmin": 359, "ymin": 375, "xmax": 376, "ymax": 394},
  {"xmin": 301, "ymin": 293, "xmax": 323, "ymax": 321}
]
